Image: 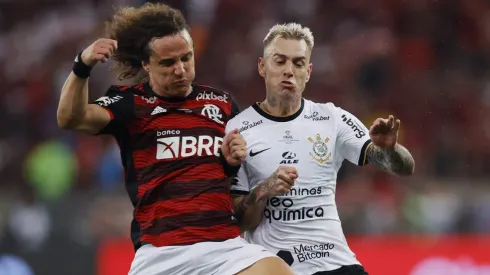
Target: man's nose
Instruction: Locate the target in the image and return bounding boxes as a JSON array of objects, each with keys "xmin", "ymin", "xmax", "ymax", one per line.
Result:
[
  {"xmin": 283, "ymin": 61, "xmax": 293, "ymax": 77},
  {"xmin": 174, "ymin": 60, "xmax": 185, "ymax": 76}
]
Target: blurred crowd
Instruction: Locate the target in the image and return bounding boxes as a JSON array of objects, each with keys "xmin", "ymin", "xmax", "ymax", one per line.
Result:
[{"xmin": 1, "ymin": 0, "xmax": 490, "ymax": 256}]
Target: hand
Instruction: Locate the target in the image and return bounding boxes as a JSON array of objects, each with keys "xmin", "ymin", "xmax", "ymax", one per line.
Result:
[
  {"xmin": 369, "ymin": 115, "xmax": 400, "ymax": 150},
  {"xmin": 81, "ymin": 38, "xmax": 118, "ymax": 67},
  {"xmin": 221, "ymin": 129, "xmax": 247, "ymax": 166},
  {"xmin": 258, "ymin": 166, "xmax": 298, "ymax": 198}
]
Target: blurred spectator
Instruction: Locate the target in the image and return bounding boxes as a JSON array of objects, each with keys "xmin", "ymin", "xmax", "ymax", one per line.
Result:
[
  {"xmin": 0, "ymin": 255, "xmax": 34, "ymax": 275},
  {"xmin": 0, "ymin": 0, "xmax": 490, "ymax": 268}
]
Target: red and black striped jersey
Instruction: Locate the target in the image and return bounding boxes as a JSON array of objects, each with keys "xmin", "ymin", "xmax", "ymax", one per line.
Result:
[{"xmin": 93, "ymin": 83, "xmax": 241, "ymax": 250}]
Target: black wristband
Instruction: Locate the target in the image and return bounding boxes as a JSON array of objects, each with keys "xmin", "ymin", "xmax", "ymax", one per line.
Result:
[
  {"xmin": 72, "ymin": 51, "xmax": 92, "ymax": 79},
  {"xmin": 219, "ymin": 150, "xmax": 241, "ymax": 177}
]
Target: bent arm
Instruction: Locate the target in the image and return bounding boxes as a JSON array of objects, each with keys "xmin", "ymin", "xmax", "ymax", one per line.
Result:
[
  {"xmin": 232, "ymin": 184, "xmax": 269, "ymax": 232},
  {"xmin": 366, "ymin": 143, "xmax": 415, "ymax": 176},
  {"xmin": 57, "ymin": 72, "xmax": 111, "ymax": 135}
]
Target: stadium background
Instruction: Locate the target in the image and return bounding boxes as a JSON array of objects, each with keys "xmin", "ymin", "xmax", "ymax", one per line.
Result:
[{"xmin": 1, "ymin": 0, "xmax": 490, "ymax": 274}]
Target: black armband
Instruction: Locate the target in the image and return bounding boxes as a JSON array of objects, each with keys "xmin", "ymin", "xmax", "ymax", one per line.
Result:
[
  {"xmin": 219, "ymin": 151, "xmax": 241, "ymax": 177},
  {"xmin": 72, "ymin": 51, "xmax": 92, "ymax": 79}
]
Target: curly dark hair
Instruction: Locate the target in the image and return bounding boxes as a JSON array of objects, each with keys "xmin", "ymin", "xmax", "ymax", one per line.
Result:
[{"xmin": 105, "ymin": 3, "xmax": 189, "ymax": 81}]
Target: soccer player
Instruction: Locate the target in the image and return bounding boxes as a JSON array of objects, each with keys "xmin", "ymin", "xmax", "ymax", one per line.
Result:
[
  {"xmin": 56, "ymin": 3, "xmax": 293, "ymax": 275},
  {"xmin": 227, "ymin": 23, "xmax": 415, "ymax": 275}
]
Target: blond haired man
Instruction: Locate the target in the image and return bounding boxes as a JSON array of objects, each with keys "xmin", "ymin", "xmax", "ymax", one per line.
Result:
[{"xmin": 226, "ymin": 23, "xmax": 415, "ymax": 275}]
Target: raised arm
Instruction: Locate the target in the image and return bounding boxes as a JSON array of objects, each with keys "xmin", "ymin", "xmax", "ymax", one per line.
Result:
[
  {"xmin": 366, "ymin": 115, "xmax": 415, "ymax": 176},
  {"xmin": 57, "ymin": 39, "xmax": 117, "ymax": 135}
]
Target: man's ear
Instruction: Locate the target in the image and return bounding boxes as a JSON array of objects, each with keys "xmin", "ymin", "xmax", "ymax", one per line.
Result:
[{"xmin": 258, "ymin": 57, "xmax": 265, "ymax": 78}]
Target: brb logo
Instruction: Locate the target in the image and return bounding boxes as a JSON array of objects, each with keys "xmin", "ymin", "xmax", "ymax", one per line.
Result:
[
  {"xmin": 341, "ymin": 114, "xmax": 366, "ymax": 138},
  {"xmin": 156, "ymin": 131, "xmax": 223, "ymax": 160}
]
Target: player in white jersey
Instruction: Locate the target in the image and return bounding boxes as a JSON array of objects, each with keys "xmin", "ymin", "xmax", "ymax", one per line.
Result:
[{"xmin": 226, "ymin": 23, "xmax": 415, "ymax": 275}]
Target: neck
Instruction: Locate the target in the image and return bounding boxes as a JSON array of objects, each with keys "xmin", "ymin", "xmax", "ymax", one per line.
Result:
[
  {"xmin": 261, "ymin": 95, "xmax": 301, "ymax": 117},
  {"xmin": 149, "ymin": 80, "xmax": 192, "ymax": 98}
]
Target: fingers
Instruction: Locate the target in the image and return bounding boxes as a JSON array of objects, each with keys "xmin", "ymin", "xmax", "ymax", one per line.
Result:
[
  {"xmin": 223, "ymin": 129, "xmax": 246, "ymax": 165},
  {"xmin": 264, "ymin": 166, "xmax": 299, "ymax": 197},
  {"xmin": 276, "ymin": 166, "xmax": 298, "ymax": 187},
  {"xmin": 268, "ymin": 178, "xmax": 294, "ymax": 196},
  {"xmin": 387, "ymin": 115, "xmax": 394, "ymax": 129},
  {"xmin": 275, "ymin": 180, "xmax": 293, "ymax": 195},
  {"xmin": 277, "ymin": 173, "xmax": 295, "ymax": 186},
  {"xmin": 371, "ymin": 115, "xmax": 400, "ymax": 134},
  {"xmin": 230, "ymin": 144, "xmax": 246, "ymax": 160},
  {"xmin": 223, "ymin": 128, "xmax": 239, "ymax": 145},
  {"xmin": 97, "ymin": 38, "xmax": 118, "ymax": 53},
  {"xmin": 84, "ymin": 38, "xmax": 118, "ymax": 65},
  {"xmin": 229, "ymin": 135, "xmax": 245, "ymax": 147},
  {"xmin": 393, "ymin": 119, "xmax": 401, "ymax": 133},
  {"xmin": 278, "ymin": 165, "xmax": 298, "ymax": 176}
]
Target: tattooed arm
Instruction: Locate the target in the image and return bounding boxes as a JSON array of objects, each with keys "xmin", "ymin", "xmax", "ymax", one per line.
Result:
[
  {"xmin": 366, "ymin": 142, "xmax": 415, "ymax": 176},
  {"xmin": 232, "ymin": 187, "xmax": 268, "ymax": 232},
  {"xmin": 232, "ymin": 166, "xmax": 297, "ymax": 232}
]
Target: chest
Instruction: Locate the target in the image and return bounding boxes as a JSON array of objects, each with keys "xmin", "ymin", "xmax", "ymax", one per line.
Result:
[
  {"xmin": 242, "ymin": 120, "xmax": 339, "ymax": 187},
  {"xmin": 127, "ymin": 95, "xmax": 231, "ymax": 160},
  {"xmin": 133, "ymin": 95, "xmax": 231, "ymax": 133}
]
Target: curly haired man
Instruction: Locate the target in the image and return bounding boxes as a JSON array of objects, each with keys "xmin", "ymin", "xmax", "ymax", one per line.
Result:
[{"xmin": 57, "ymin": 3, "xmax": 293, "ymax": 275}]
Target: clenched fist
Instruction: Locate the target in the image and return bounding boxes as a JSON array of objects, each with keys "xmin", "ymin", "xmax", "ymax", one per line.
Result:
[
  {"xmin": 221, "ymin": 129, "xmax": 247, "ymax": 166},
  {"xmin": 81, "ymin": 38, "xmax": 118, "ymax": 67},
  {"xmin": 259, "ymin": 166, "xmax": 298, "ymax": 198}
]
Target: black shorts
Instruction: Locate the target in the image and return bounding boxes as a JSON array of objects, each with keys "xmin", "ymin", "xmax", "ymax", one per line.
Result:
[{"xmin": 313, "ymin": 264, "xmax": 368, "ymax": 275}]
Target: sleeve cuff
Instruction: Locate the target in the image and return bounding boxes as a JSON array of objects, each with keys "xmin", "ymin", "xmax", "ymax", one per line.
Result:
[
  {"xmin": 357, "ymin": 139, "xmax": 372, "ymax": 166},
  {"xmin": 231, "ymin": 190, "xmax": 250, "ymax": 195},
  {"xmin": 101, "ymin": 106, "xmax": 115, "ymax": 120}
]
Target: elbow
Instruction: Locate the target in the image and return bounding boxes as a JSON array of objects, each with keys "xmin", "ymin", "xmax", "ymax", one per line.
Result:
[
  {"xmin": 238, "ymin": 222, "xmax": 258, "ymax": 233},
  {"xmin": 399, "ymin": 160, "xmax": 415, "ymax": 176},
  {"xmin": 237, "ymin": 217, "xmax": 261, "ymax": 232},
  {"xmin": 57, "ymin": 112, "xmax": 71, "ymax": 129},
  {"xmin": 56, "ymin": 111, "xmax": 77, "ymax": 130}
]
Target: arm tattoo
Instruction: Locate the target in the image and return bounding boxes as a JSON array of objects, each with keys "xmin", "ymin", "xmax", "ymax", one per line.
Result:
[
  {"xmin": 366, "ymin": 143, "xmax": 415, "ymax": 176},
  {"xmin": 233, "ymin": 185, "xmax": 267, "ymax": 223},
  {"xmin": 233, "ymin": 176, "xmax": 274, "ymax": 226}
]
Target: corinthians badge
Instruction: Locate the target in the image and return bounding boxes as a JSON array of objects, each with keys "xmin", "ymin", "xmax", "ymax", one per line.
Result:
[{"xmin": 308, "ymin": 134, "xmax": 331, "ymax": 164}]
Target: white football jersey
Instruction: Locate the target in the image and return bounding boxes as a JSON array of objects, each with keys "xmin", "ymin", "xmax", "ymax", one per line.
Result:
[{"xmin": 226, "ymin": 99, "xmax": 371, "ymax": 275}]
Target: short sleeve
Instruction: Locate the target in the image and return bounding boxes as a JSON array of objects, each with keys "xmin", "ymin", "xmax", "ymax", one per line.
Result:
[
  {"xmin": 93, "ymin": 85, "xmax": 135, "ymax": 136},
  {"xmin": 230, "ymin": 165, "xmax": 250, "ymax": 195},
  {"xmin": 335, "ymin": 107, "xmax": 372, "ymax": 166}
]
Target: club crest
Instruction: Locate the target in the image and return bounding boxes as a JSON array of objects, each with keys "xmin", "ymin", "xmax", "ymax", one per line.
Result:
[{"xmin": 308, "ymin": 134, "xmax": 331, "ymax": 164}]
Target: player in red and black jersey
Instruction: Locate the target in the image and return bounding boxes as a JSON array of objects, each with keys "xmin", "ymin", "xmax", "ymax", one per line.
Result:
[
  {"xmin": 95, "ymin": 83, "xmax": 242, "ymax": 248},
  {"xmin": 56, "ymin": 2, "xmax": 293, "ymax": 275}
]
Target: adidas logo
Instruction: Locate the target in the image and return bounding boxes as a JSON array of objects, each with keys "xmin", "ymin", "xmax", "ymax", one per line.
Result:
[{"xmin": 151, "ymin": 106, "xmax": 167, "ymax": 115}]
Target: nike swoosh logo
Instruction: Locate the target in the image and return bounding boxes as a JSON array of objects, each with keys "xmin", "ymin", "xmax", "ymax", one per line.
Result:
[{"xmin": 250, "ymin": 148, "xmax": 271, "ymax": 157}]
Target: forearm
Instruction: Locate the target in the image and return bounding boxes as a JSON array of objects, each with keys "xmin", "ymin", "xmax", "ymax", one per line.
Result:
[
  {"xmin": 233, "ymin": 184, "xmax": 269, "ymax": 231},
  {"xmin": 366, "ymin": 143, "xmax": 415, "ymax": 176},
  {"xmin": 57, "ymin": 72, "xmax": 89, "ymax": 128}
]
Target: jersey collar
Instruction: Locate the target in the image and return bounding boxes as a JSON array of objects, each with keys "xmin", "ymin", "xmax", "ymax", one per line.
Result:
[
  {"xmin": 252, "ymin": 98, "xmax": 304, "ymax": 122},
  {"xmin": 144, "ymin": 82, "xmax": 198, "ymax": 102}
]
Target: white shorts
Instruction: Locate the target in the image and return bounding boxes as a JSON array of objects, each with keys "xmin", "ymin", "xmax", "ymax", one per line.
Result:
[{"xmin": 129, "ymin": 236, "xmax": 277, "ymax": 275}]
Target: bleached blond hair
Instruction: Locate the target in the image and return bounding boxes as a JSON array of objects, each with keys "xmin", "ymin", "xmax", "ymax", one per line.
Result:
[{"xmin": 263, "ymin": 23, "xmax": 314, "ymax": 56}]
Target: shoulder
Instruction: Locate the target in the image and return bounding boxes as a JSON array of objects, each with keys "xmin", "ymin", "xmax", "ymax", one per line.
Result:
[
  {"xmin": 302, "ymin": 99, "xmax": 340, "ymax": 120},
  {"xmin": 226, "ymin": 105, "xmax": 261, "ymax": 132},
  {"xmin": 94, "ymin": 84, "xmax": 152, "ymax": 108}
]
